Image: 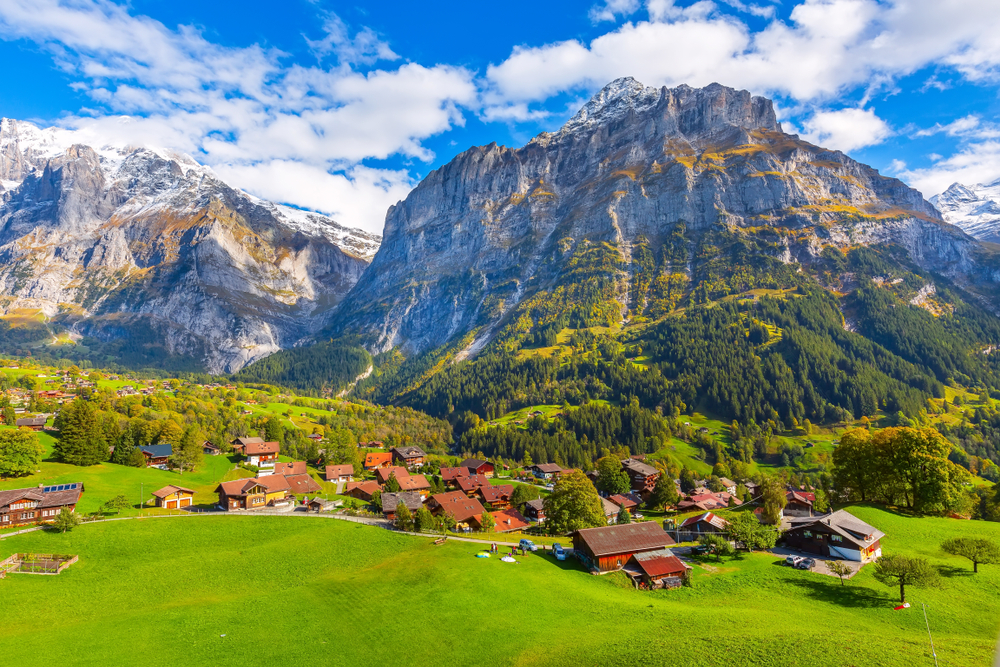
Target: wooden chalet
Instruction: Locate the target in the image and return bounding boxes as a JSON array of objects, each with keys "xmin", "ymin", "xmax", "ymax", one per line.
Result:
[
  {"xmin": 0, "ymin": 483, "xmax": 84, "ymax": 528},
  {"xmin": 381, "ymin": 491, "xmax": 423, "ymax": 520},
  {"xmin": 785, "ymin": 489, "xmax": 815, "ymax": 517},
  {"xmin": 375, "ymin": 466, "xmax": 411, "ymax": 485},
  {"xmin": 572, "ymin": 522, "xmax": 676, "ymax": 573},
  {"xmin": 152, "ymin": 485, "xmax": 194, "ymax": 509},
  {"xmin": 608, "ymin": 494, "xmax": 640, "ymax": 513},
  {"xmin": 784, "ymin": 510, "xmax": 884, "ymax": 562},
  {"xmin": 719, "ymin": 477, "xmax": 738, "ymax": 494},
  {"xmin": 427, "ymin": 491, "xmax": 487, "ymax": 530},
  {"xmin": 245, "ymin": 441, "xmax": 279, "ymax": 471},
  {"xmin": 439, "ymin": 466, "xmax": 469, "ymax": 487},
  {"xmin": 477, "ymin": 484, "xmax": 514, "ymax": 509},
  {"xmin": 677, "ymin": 492, "xmax": 740, "ymax": 512},
  {"xmin": 390, "ymin": 446, "xmax": 426, "ymax": 469},
  {"xmin": 600, "ymin": 497, "xmax": 621, "ymax": 524},
  {"xmin": 230, "ymin": 436, "xmax": 264, "ymax": 455},
  {"xmin": 273, "ymin": 461, "xmax": 307, "ymax": 476},
  {"xmin": 625, "ymin": 549, "xmax": 690, "ymax": 589},
  {"xmin": 215, "ymin": 479, "xmax": 268, "ymax": 510},
  {"xmin": 456, "ymin": 474, "xmax": 490, "ymax": 496},
  {"xmin": 344, "ymin": 481, "xmax": 380, "ymax": 502},
  {"xmin": 680, "ymin": 512, "xmax": 729, "ymax": 534},
  {"xmin": 285, "ymin": 474, "xmax": 322, "ymax": 495},
  {"xmin": 523, "ymin": 498, "xmax": 545, "ymax": 524},
  {"xmin": 490, "ymin": 508, "xmax": 531, "ymax": 533},
  {"xmin": 397, "ymin": 474, "xmax": 431, "ymax": 496},
  {"xmin": 325, "ymin": 464, "xmax": 355, "ymax": 483},
  {"xmin": 364, "ymin": 452, "xmax": 393, "ymax": 470},
  {"xmin": 306, "ymin": 496, "xmax": 336, "ymax": 512},
  {"xmin": 621, "ymin": 459, "xmax": 659, "ymax": 494},
  {"xmin": 256, "ymin": 475, "xmax": 291, "ymax": 505},
  {"xmin": 459, "ymin": 458, "xmax": 494, "ymax": 478},
  {"xmin": 528, "ymin": 463, "xmax": 563, "ymax": 480},
  {"xmin": 139, "ymin": 444, "xmax": 172, "ymax": 467},
  {"xmin": 202, "ymin": 441, "xmax": 222, "ymax": 456},
  {"xmin": 15, "ymin": 416, "xmax": 46, "ymax": 431}
]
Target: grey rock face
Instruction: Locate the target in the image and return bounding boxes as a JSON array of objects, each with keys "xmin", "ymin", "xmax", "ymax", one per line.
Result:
[
  {"xmin": 332, "ymin": 78, "xmax": 993, "ymax": 355},
  {"xmin": 0, "ymin": 118, "xmax": 381, "ymax": 372}
]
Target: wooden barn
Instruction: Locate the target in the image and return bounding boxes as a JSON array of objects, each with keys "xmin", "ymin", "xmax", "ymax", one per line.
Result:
[{"xmin": 572, "ymin": 522, "xmax": 675, "ymax": 573}]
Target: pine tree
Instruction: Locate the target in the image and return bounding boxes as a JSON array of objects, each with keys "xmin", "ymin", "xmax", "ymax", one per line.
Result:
[{"xmin": 54, "ymin": 400, "xmax": 108, "ymax": 466}]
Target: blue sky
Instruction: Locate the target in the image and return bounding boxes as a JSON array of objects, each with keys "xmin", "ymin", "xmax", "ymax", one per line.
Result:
[{"xmin": 1, "ymin": 0, "xmax": 999, "ymax": 234}]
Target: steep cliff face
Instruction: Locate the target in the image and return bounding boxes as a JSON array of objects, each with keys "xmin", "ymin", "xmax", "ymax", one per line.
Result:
[
  {"xmin": 931, "ymin": 180, "xmax": 1000, "ymax": 243},
  {"xmin": 0, "ymin": 118, "xmax": 380, "ymax": 372},
  {"xmin": 333, "ymin": 79, "xmax": 994, "ymax": 355}
]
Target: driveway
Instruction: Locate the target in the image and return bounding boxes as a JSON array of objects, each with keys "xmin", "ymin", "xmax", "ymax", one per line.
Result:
[{"xmin": 770, "ymin": 546, "xmax": 865, "ymax": 578}]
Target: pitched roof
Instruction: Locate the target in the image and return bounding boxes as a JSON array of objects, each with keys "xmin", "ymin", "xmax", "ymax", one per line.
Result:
[
  {"xmin": 216, "ymin": 478, "xmax": 265, "ymax": 497},
  {"xmin": 365, "ymin": 452, "xmax": 393, "ymax": 467},
  {"xmin": 376, "ymin": 466, "xmax": 410, "ymax": 484},
  {"xmin": 680, "ymin": 512, "xmax": 729, "ymax": 531},
  {"xmin": 478, "ymin": 484, "xmax": 514, "ymax": 504},
  {"xmin": 456, "ymin": 474, "xmax": 490, "ymax": 492},
  {"xmin": 382, "ymin": 491, "xmax": 423, "ymax": 513},
  {"xmin": 630, "ymin": 549, "xmax": 689, "ymax": 578},
  {"xmin": 440, "ymin": 466, "xmax": 469, "ymax": 482},
  {"xmin": 398, "ymin": 475, "xmax": 430, "ymax": 491},
  {"xmin": 491, "ymin": 509, "xmax": 531, "ymax": 532},
  {"xmin": 608, "ymin": 494, "xmax": 638, "ymax": 509},
  {"xmin": 0, "ymin": 483, "xmax": 83, "ymax": 510},
  {"xmin": 789, "ymin": 510, "xmax": 885, "ymax": 548},
  {"xmin": 391, "ymin": 446, "xmax": 426, "ymax": 458},
  {"xmin": 325, "ymin": 464, "xmax": 354, "ymax": 479},
  {"xmin": 257, "ymin": 475, "xmax": 291, "ymax": 493},
  {"xmin": 531, "ymin": 463, "xmax": 563, "ymax": 474},
  {"xmin": 459, "ymin": 458, "xmax": 491, "ymax": 470},
  {"xmin": 719, "ymin": 477, "xmax": 737, "ymax": 488},
  {"xmin": 15, "ymin": 417, "xmax": 46, "ymax": 427},
  {"xmin": 285, "ymin": 474, "xmax": 322, "ymax": 495},
  {"xmin": 787, "ymin": 489, "xmax": 815, "ymax": 504},
  {"xmin": 152, "ymin": 485, "xmax": 195, "ymax": 499},
  {"xmin": 139, "ymin": 444, "xmax": 173, "ymax": 458},
  {"xmin": 273, "ymin": 461, "xmax": 307, "ymax": 476},
  {"xmin": 524, "ymin": 499, "xmax": 545, "ymax": 513},
  {"xmin": 429, "ymin": 491, "xmax": 486, "ymax": 524},
  {"xmin": 233, "ymin": 437, "xmax": 264, "ymax": 446},
  {"xmin": 601, "ymin": 497, "xmax": 620, "ymax": 516},
  {"xmin": 246, "ymin": 441, "xmax": 279, "ymax": 456},
  {"xmin": 621, "ymin": 459, "xmax": 659, "ymax": 477},
  {"xmin": 344, "ymin": 481, "xmax": 379, "ymax": 498},
  {"xmin": 573, "ymin": 522, "xmax": 675, "ymax": 557}
]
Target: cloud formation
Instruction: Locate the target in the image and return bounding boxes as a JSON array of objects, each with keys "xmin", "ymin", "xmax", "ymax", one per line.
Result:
[{"xmin": 801, "ymin": 107, "xmax": 893, "ymax": 153}]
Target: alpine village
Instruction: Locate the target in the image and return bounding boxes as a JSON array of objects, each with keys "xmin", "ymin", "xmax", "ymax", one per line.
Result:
[{"xmin": 1, "ymin": 61, "xmax": 1000, "ymax": 667}]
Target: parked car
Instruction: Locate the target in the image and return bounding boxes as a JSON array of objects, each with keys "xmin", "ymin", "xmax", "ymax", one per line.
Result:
[
  {"xmin": 795, "ymin": 558, "xmax": 815, "ymax": 570},
  {"xmin": 552, "ymin": 543, "xmax": 566, "ymax": 560},
  {"xmin": 786, "ymin": 555, "xmax": 805, "ymax": 567},
  {"xmin": 544, "ymin": 483, "xmax": 554, "ymax": 490},
  {"xmin": 519, "ymin": 539, "xmax": 538, "ymax": 552},
  {"xmin": 692, "ymin": 545, "xmax": 710, "ymax": 555}
]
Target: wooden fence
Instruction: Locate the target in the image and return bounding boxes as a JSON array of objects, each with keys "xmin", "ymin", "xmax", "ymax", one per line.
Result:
[{"xmin": 0, "ymin": 553, "xmax": 78, "ymax": 575}]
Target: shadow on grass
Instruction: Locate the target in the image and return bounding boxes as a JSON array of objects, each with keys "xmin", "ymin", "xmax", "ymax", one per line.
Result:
[
  {"xmin": 783, "ymin": 577, "xmax": 890, "ymax": 608},
  {"xmin": 936, "ymin": 564, "xmax": 974, "ymax": 579}
]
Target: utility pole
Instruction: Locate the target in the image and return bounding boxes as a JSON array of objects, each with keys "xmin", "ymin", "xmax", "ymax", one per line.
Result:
[
  {"xmin": 140, "ymin": 482, "xmax": 143, "ymax": 518},
  {"xmin": 923, "ymin": 604, "xmax": 938, "ymax": 667}
]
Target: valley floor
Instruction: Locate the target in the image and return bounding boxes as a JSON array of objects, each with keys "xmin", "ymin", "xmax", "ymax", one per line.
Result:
[{"xmin": 1, "ymin": 506, "xmax": 997, "ymax": 667}]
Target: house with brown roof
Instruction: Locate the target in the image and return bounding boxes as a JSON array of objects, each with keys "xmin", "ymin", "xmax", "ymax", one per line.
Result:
[
  {"xmin": 784, "ymin": 510, "xmax": 884, "ymax": 562},
  {"xmin": 456, "ymin": 474, "xmax": 490, "ymax": 495},
  {"xmin": 608, "ymin": 494, "xmax": 640, "ymax": 513},
  {"xmin": 439, "ymin": 466, "xmax": 469, "ymax": 486},
  {"xmin": 230, "ymin": 436, "xmax": 264, "ymax": 455},
  {"xmin": 680, "ymin": 512, "xmax": 729, "ymax": 534},
  {"xmin": 459, "ymin": 458, "xmax": 494, "ymax": 477},
  {"xmin": 398, "ymin": 474, "xmax": 431, "ymax": 496},
  {"xmin": 325, "ymin": 465, "xmax": 355, "ymax": 484},
  {"xmin": 15, "ymin": 416, "xmax": 46, "ymax": 430},
  {"xmin": 527, "ymin": 463, "xmax": 563, "ymax": 480},
  {"xmin": 256, "ymin": 475, "xmax": 292, "ymax": 505},
  {"xmin": 381, "ymin": 491, "xmax": 423, "ymax": 520},
  {"xmin": 364, "ymin": 452, "xmax": 393, "ymax": 470},
  {"xmin": 490, "ymin": 508, "xmax": 531, "ymax": 533},
  {"xmin": 477, "ymin": 484, "xmax": 514, "ymax": 509},
  {"xmin": 600, "ymin": 497, "xmax": 621, "ymax": 524},
  {"xmin": 0, "ymin": 483, "xmax": 84, "ymax": 528},
  {"xmin": 344, "ymin": 481, "xmax": 380, "ymax": 502},
  {"xmin": 152, "ymin": 485, "xmax": 194, "ymax": 510},
  {"xmin": 273, "ymin": 461, "xmax": 307, "ymax": 476},
  {"xmin": 572, "ymin": 522, "xmax": 676, "ymax": 573},
  {"xmin": 621, "ymin": 459, "xmax": 659, "ymax": 494},
  {"xmin": 202, "ymin": 441, "xmax": 222, "ymax": 456},
  {"xmin": 375, "ymin": 466, "xmax": 411, "ymax": 485},
  {"xmin": 625, "ymin": 549, "xmax": 691, "ymax": 589},
  {"xmin": 245, "ymin": 441, "xmax": 280, "ymax": 472},
  {"xmin": 785, "ymin": 489, "xmax": 815, "ymax": 517},
  {"xmin": 285, "ymin": 474, "xmax": 322, "ymax": 496},
  {"xmin": 390, "ymin": 446, "xmax": 426, "ymax": 469},
  {"xmin": 677, "ymin": 492, "xmax": 741, "ymax": 512},
  {"xmin": 427, "ymin": 491, "xmax": 487, "ymax": 530},
  {"xmin": 215, "ymin": 479, "xmax": 268, "ymax": 510},
  {"xmin": 523, "ymin": 498, "xmax": 546, "ymax": 524}
]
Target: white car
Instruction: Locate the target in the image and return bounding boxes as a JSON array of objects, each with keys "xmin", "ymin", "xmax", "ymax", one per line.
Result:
[
  {"xmin": 552, "ymin": 543, "xmax": 567, "ymax": 561},
  {"xmin": 786, "ymin": 555, "xmax": 805, "ymax": 567}
]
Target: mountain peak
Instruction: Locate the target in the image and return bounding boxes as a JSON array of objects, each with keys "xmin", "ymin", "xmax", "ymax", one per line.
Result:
[{"xmin": 932, "ymin": 180, "xmax": 1000, "ymax": 243}]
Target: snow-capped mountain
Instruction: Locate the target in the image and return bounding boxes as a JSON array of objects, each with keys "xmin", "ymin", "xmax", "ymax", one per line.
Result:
[
  {"xmin": 930, "ymin": 180, "xmax": 1000, "ymax": 243},
  {"xmin": 0, "ymin": 118, "xmax": 381, "ymax": 372}
]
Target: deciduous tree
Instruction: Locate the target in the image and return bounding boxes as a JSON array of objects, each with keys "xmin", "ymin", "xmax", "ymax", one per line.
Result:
[
  {"xmin": 480, "ymin": 510, "xmax": 496, "ymax": 533},
  {"xmin": 872, "ymin": 554, "xmax": 937, "ymax": 603},
  {"xmin": 646, "ymin": 474, "xmax": 679, "ymax": 511},
  {"xmin": 760, "ymin": 476, "xmax": 787, "ymax": 525},
  {"xmin": 52, "ymin": 507, "xmax": 79, "ymax": 533},
  {"xmin": 102, "ymin": 494, "xmax": 132, "ymax": 515},
  {"xmin": 543, "ymin": 470, "xmax": 605, "ymax": 534},
  {"xmin": 726, "ymin": 511, "xmax": 779, "ymax": 552},
  {"xmin": 394, "ymin": 502, "xmax": 413, "ymax": 531},
  {"xmin": 595, "ymin": 455, "xmax": 630, "ymax": 495},
  {"xmin": 510, "ymin": 483, "xmax": 541, "ymax": 511},
  {"xmin": 827, "ymin": 560, "xmax": 853, "ymax": 585},
  {"xmin": 941, "ymin": 537, "xmax": 1000, "ymax": 573},
  {"xmin": 0, "ymin": 428, "xmax": 43, "ymax": 477}
]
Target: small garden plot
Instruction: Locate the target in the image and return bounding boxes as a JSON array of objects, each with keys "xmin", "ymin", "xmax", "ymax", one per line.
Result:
[{"xmin": 0, "ymin": 553, "xmax": 78, "ymax": 577}]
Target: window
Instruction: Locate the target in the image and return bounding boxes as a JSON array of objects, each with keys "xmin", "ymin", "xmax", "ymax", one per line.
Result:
[
  {"xmin": 802, "ymin": 531, "xmax": 812, "ymax": 538},
  {"xmin": 830, "ymin": 535, "xmax": 843, "ymax": 543}
]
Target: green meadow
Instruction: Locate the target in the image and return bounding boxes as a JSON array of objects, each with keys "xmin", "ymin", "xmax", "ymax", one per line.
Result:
[{"xmin": 0, "ymin": 505, "xmax": 997, "ymax": 666}]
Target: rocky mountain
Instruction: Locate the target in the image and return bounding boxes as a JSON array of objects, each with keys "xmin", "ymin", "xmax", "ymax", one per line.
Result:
[
  {"xmin": 331, "ymin": 78, "xmax": 998, "ymax": 357},
  {"xmin": 0, "ymin": 118, "xmax": 380, "ymax": 373},
  {"xmin": 931, "ymin": 179, "xmax": 1000, "ymax": 243}
]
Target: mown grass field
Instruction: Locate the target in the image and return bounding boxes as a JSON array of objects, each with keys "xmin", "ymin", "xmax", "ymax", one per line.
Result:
[{"xmin": 1, "ymin": 506, "xmax": 998, "ymax": 667}]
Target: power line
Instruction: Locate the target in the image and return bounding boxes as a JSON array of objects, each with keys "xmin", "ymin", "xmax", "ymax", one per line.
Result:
[{"xmin": 923, "ymin": 603, "xmax": 939, "ymax": 667}]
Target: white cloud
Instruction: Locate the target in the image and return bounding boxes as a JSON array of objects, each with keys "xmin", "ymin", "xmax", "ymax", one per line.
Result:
[
  {"xmin": 0, "ymin": 0, "xmax": 477, "ymax": 235},
  {"xmin": 590, "ymin": 0, "xmax": 641, "ymax": 23},
  {"xmin": 913, "ymin": 114, "xmax": 1000, "ymax": 140},
  {"xmin": 801, "ymin": 107, "xmax": 892, "ymax": 153},
  {"xmin": 901, "ymin": 142, "xmax": 1000, "ymax": 196}
]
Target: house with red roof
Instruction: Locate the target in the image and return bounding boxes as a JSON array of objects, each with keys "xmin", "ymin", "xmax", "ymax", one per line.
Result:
[
  {"xmin": 344, "ymin": 481, "xmax": 380, "ymax": 502},
  {"xmin": 626, "ymin": 549, "xmax": 690, "ymax": 589},
  {"xmin": 427, "ymin": 491, "xmax": 487, "ymax": 530},
  {"xmin": 490, "ymin": 508, "xmax": 531, "ymax": 533},
  {"xmin": 572, "ymin": 522, "xmax": 676, "ymax": 573},
  {"xmin": 273, "ymin": 461, "xmax": 307, "ymax": 476},
  {"xmin": 440, "ymin": 466, "xmax": 469, "ymax": 487},
  {"xmin": 456, "ymin": 474, "xmax": 490, "ymax": 496},
  {"xmin": 375, "ymin": 466, "xmax": 411, "ymax": 486},
  {"xmin": 364, "ymin": 452, "xmax": 393, "ymax": 470},
  {"xmin": 680, "ymin": 512, "xmax": 729, "ymax": 534},
  {"xmin": 325, "ymin": 465, "xmax": 355, "ymax": 484},
  {"xmin": 785, "ymin": 489, "xmax": 816, "ymax": 517},
  {"xmin": 477, "ymin": 484, "xmax": 514, "ymax": 509}
]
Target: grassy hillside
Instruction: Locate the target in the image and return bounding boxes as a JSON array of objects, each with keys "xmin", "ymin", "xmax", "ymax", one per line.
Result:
[{"xmin": 0, "ymin": 508, "xmax": 997, "ymax": 666}]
